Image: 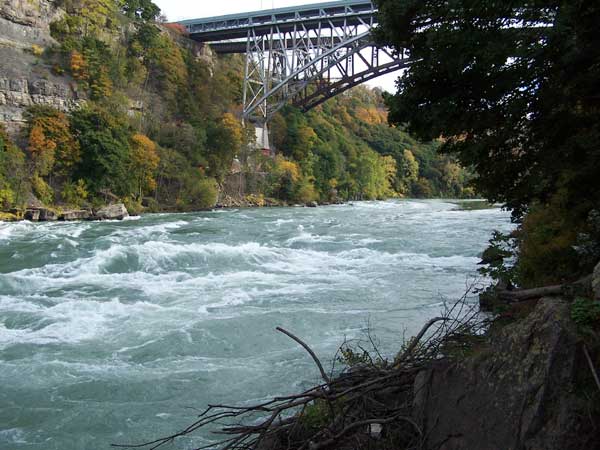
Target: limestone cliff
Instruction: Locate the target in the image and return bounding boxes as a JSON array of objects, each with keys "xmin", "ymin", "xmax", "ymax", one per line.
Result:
[{"xmin": 0, "ymin": 0, "xmax": 84, "ymax": 133}]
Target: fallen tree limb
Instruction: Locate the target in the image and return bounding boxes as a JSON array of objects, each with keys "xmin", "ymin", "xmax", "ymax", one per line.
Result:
[
  {"xmin": 277, "ymin": 327, "xmax": 330, "ymax": 384},
  {"xmin": 496, "ymin": 275, "xmax": 592, "ymax": 302},
  {"xmin": 395, "ymin": 317, "xmax": 449, "ymax": 365}
]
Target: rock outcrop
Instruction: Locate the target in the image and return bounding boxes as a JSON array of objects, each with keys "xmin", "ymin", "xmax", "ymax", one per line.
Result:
[
  {"xmin": 414, "ymin": 298, "xmax": 592, "ymax": 450},
  {"xmin": 60, "ymin": 209, "xmax": 90, "ymax": 221},
  {"xmin": 94, "ymin": 203, "xmax": 129, "ymax": 220},
  {"xmin": 18, "ymin": 204, "xmax": 129, "ymax": 222},
  {"xmin": 0, "ymin": 0, "xmax": 84, "ymax": 131}
]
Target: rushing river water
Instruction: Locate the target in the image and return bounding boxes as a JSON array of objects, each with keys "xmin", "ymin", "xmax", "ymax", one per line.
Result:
[{"xmin": 0, "ymin": 200, "xmax": 512, "ymax": 449}]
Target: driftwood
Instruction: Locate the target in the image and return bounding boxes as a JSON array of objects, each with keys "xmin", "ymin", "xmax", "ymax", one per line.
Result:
[
  {"xmin": 583, "ymin": 345, "xmax": 600, "ymax": 394},
  {"xmin": 496, "ymin": 275, "xmax": 592, "ymax": 302},
  {"xmin": 113, "ymin": 292, "xmax": 485, "ymax": 450}
]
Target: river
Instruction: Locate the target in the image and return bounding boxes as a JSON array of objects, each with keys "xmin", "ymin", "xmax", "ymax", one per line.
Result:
[{"xmin": 0, "ymin": 200, "xmax": 512, "ymax": 449}]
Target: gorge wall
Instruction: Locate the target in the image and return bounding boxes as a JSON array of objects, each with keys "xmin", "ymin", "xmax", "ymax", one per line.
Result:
[{"xmin": 0, "ymin": 0, "xmax": 84, "ymax": 134}]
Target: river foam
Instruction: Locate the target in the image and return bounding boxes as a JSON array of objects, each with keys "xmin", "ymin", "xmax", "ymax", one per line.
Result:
[{"xmin": 0, "ymin": 200, "xmax": 513, "ymax": 450}]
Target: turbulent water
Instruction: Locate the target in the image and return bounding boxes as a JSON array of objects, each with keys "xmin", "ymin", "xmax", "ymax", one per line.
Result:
[{"xmin": 0, "ymin": 200, "xmax": 512, "ymax": 449}]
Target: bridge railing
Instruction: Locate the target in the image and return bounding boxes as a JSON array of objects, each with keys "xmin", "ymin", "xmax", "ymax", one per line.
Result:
[{"xmin": 180, "ymin": 0, "xmax": 376, "ymax": 41}]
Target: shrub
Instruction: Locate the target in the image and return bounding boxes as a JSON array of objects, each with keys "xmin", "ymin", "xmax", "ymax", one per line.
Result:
[
  {"xmin": 0, "ymin": 188, "xmax": 15, "ymax": 209},
  {"xmin": 571, "ymin": 297, "xmax": 600, "ymax": 333},
  {"xmin": 31, "ymin": 174, "xmax": 53, "ymax": 205},
  {"xmin": 61, "ymin": 179, "xmax": 89, "ymax": 207}
]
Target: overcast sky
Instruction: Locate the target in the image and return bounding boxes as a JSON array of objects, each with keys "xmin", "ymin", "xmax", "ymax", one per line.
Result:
[{"xmin": 153, "ymin": 0, "xmax": 399, "ymax": 92}]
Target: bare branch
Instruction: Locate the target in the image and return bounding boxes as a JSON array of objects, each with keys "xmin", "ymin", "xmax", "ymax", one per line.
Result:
[{"xmin": 276, "ymin": 327, "xmax": 331, "ymax": 384}]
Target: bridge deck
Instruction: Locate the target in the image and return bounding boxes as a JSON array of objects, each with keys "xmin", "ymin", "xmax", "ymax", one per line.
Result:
[{"xmin": 180, "ymin": 0, "xmax": 375, "ymax": 42}]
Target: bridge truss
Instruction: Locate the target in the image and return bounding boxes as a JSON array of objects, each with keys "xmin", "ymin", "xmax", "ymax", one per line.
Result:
[{"xmin": 180, "ymin": 0, "xmax": 410, "ymax": 124}]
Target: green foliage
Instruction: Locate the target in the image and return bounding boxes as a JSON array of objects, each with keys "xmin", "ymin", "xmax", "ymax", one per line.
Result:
[
  {"xmin": 478, "ymin": 231, "xmax": 518, "ymax": 285},
  {"xmin": 71, "ymin": 107, "xmax": 134, "ymax": 196},
  {"xmin": 61, "ymin": 179, "xmax": 89, "ymax": 207},
  {"xmin": 0, "ymin": 188, "xmax": 15, "ymax": 209},
  {"xmin": 571, "ymin": 298, "xmax": 600, "ymax": 332},
  {"xmin": 31, "ymin": 174, "xmax": 53, "ymax": 205},
  {"xmin": 517, "ymin": 197, "xmax": 582, "ymax": 287},
  {"xmin": 0, "ymin": 126, "xmax": 28, "ymax": 208},
  {"xmin": 575, "ymin": 210, "xmax": 600, "ymax": 269},
  {"xmin": 121, "ymin": 0, "xmax": 160, "ymax": 21}
]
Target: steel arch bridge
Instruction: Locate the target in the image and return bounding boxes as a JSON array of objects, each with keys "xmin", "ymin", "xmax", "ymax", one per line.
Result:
[{"xmin": 179, "ymin": 0, "xmax": 410, "ymax": 124}]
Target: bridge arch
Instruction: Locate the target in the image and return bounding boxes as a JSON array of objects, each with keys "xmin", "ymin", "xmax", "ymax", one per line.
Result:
[{"xmin": 179, "ymin": 0, "xmax": 409, "ymax": 123}]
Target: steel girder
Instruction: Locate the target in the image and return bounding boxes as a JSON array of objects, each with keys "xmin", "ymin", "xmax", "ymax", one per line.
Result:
[{"xmin": 241, "ymin": 3, "xmax": 408, "ymax": 123}]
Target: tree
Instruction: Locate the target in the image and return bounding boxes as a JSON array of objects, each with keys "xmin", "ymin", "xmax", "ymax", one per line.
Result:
[
  {"xmin": 25, "ymin": 106, "xmax": 81, "ymax": 179},
  {"xmin": 71, "ymin": 107, "xmax": 134, "ymax": 196},
  {"xmin": 122, "ymin": 0, "xmax": 161, "ymax": 21},
  {"xmin": 130, "ymin": 134, "xmax": 160, "ymax": 198},
  {"xmin": 375, "ymin": 0, "xmax": 600, "ymax": 282},
  {"xmin": 0, "ymin": 125, "xmax": 28, "ymax": 208},
  {"xmin": 206, "ymin": 113, "xmax": 243, "ymax": 180},
  {"xmin": 375, "ymin": 0, "xmax": 600, "ymax": 215}
]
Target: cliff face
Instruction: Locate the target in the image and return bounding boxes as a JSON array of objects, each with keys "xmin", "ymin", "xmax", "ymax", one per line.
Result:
[{"xmin": 0, "ymin": 0, "xmax": 84, "ymax": 133}]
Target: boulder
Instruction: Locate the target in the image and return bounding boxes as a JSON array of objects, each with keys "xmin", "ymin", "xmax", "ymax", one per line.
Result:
[
  {"xmin": 38, "ymin": 207, "xmax": 58, "ymax": 221},
  {"xmin": 593, "ymin": 261, "xmax": 600, "ymax": 300},
  {"xmin": 306, "ymin": 201, "xmax": 318, "ymax": 208},
  {"xmin": 23, "ymin": 209, "xmax": 39, "ymax": 221},
  {"xmin": 414, "ymin": 298, "xmax": 591, "ymax": 450},
  {"xmin": 60, "ymin": 209, "xmax": 90, "ymax": 221},
  {"xmin": 93, "ymin": 203, "xmax": 129, "ymax": 220}
]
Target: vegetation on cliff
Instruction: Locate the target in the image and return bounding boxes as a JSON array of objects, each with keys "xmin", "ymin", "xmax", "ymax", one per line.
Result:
[{"xmin": 0, "ymin": 0, "xmax": 474, "ymax": 216}]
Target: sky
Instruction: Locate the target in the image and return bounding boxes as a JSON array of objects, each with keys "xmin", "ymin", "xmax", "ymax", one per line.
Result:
[{"xmin": 153, "ymin": 0, "xmax": 399, "ymax": 92}]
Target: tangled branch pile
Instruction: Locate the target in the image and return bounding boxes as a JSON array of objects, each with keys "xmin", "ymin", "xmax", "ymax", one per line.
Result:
[{"xmin": 114, "ymin": 295, "xmax": 486, "ymax": 450}]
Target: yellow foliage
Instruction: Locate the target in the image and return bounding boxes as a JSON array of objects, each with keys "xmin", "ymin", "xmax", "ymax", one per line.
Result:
[
  {"xmin": 90, "ymin": 68, "xmax": 113, "ymax": 99},
  {"xmin": 274, "ymin": 155, "xmax": 301, "ymax": 182},
  {"xmin": 131, "ymin": 134, "xmax": 160, "ymax": 197},
  {"xmin": 220, "ymin": 113, "xmax": 243, "ymax": 152},
  {"xmin": 31, "ymin": 44, "xmax": 44, "ymax": 56},
  {"xmin": 70, "ymin": 50, "xmax": 89, "ymax": 80},
  {"xmin": 355, "ymin": 107, "xmax": 387, "ymax": 125}
]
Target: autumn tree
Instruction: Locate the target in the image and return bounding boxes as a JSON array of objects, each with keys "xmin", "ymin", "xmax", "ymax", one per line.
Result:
[
  {"xmin": 206, "ymin": 113, "xmax": 243, "ymax": 180},
  {"xmin": 70, "ymin": 50, "xmax": 88, "ymax": 80},
  {"xmin": 25, "ymin": 106, "xmax": 81, "ymax": 180},
  {"xmin": 130, "ymin": 134, "xmax": 160, "ymax": 199}
]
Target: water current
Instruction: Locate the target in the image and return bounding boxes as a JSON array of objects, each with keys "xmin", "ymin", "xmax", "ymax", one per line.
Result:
[{"xmin": 0, "ymin": 200, "xmax": 512, "ymax": 449}]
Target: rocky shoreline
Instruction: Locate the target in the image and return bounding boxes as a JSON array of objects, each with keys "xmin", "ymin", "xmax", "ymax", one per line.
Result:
[
  {"xmin": 0, "ymin": 203, "xmax": 130, "ymax": 222},
  {"xmin": 0, "ymin": 199, "xmax": 338, "ymax": 223}
]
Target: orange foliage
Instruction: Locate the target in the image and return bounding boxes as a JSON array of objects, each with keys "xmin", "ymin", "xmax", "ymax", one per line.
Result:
[
  {"xmin": 27, "ymin": 110, "xmax": 81, "ymax": 177},
  {"xmin": 70, "ymin": 50, "xmax": 89, "ymax": 80},
  {"xmin": 28, "ymin": 125, "xmax": 57, "ymax": 176},
  {"xmin": 164, "ymin": 23, "xmax": 189, "ymax": 36}
]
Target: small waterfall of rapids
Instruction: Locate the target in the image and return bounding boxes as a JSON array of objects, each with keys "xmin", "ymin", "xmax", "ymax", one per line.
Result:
[{"xmin": 0, "ymin": 200, "xmax": 513, "ymax": 449}]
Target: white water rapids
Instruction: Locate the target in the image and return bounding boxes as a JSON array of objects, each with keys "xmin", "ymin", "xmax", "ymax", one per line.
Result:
[{"xmin": 0, "ymin": 200, "xmax": 512, "ymax": 449}]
